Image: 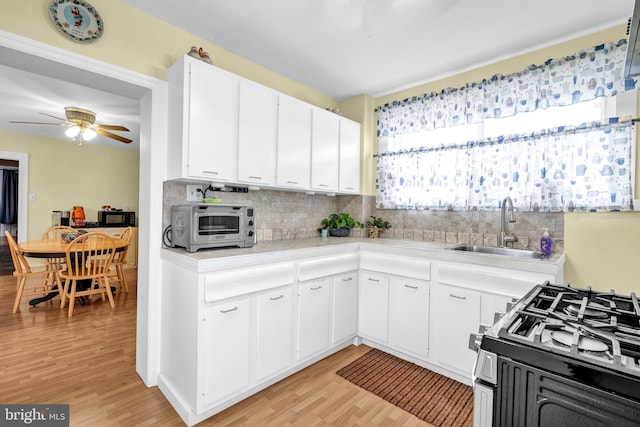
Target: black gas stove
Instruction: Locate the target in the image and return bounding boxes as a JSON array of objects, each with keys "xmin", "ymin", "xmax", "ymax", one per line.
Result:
[{"xmin": 471, "ymin": 282, "xmax": 640, "ymax": 427}]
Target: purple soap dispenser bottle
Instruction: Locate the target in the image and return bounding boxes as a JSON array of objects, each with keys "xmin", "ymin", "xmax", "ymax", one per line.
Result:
[{"xmin": 540, "ymin": 228, "xmax": 552, "ymax": 257}]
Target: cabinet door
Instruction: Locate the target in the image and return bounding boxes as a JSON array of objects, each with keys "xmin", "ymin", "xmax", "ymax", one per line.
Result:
[
  {"xmin": 256, "ymin": 287, "xmax": 293, "ymax": 381},
  {"xmin": 339, "ymin": 119, "xmax": 360, "ymax": 194},
  {"xmin": 310, "ymin": 107, "xmax": 340, "ymax": 191},
  {"xmin": 276, "ymin": 96, "xmax": 311, "ymax": 189},
  {"xmin": 238, "ymin": 80, "xmax": 278, "ymax": 185},
  {"xmin": 358, "ymin": 272, "xmax": 389, "ymax": 342},
  {"xmin": 202, "ymin": 297, "xmax": 251, "ymax": 407},
  {"xmin": 388, "ymin": 277, "xmax": 429, "ymax": 357},
  {"xmin": 431, "ymin": 284, "xmax": 480, "ymax": 377},
  {"xmin": 481, "ymin": 292, "xmax": 514, "ymax": 326},
  {"xmin": 187, "ymin": 60, "xmax": 239, "ymax": 181},
  {"xmin": 297, "ymin": 278, "xmax": 331, "ymax": 361},
  {"xmin": 332, "ymin": 272, "xmax": 358, "ymax": 344}
]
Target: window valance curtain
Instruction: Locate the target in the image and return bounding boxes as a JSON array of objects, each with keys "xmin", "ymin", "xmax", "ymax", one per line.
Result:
[
  {"xmin": 375, "ymin": 120, "xmax": 634, "ymax": 212},
  {"xmin": 376, "ymin": 39, "xmax": 635, "ymax": 138}
]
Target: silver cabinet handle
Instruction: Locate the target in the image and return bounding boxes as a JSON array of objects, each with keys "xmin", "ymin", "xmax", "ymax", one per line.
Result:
[
  {"xmin": 310, "ymin": 285, "xmax": 322, "ymax": 290},
  {"xmin": 220, "ymin": 306, "xmax": 238, "ymax": 313},
  {"xmin": 342, "ymin": 277, "xmax": 353, "ymax": 282},
  {"xmin": 286, "ymin": 180, "xmax": 298, "ymax": 184},
  {"xmin": 367, "ymin": 278, "xmax": 380, "ymax": 282},
  {"xmin": 248, "ymin": 176, "xmax": 263, "ymax": 180},
  {"xmin": 318, "ymin": 184, "xmax": 329, "ymax": 187},
  {"xmin": 450, "ymin": 294, "xmax": 467, "ymax": 300},
  {"xmin": 404, "ymin": 284, "xmax": 419, "ymax": 290},
  {"xmin": 269, "ymin": 294, "xmax": 284, "ymax": 301},
  {"xmin": 203, "ymin": 170, "xmax": 218, "ymax": 175}
]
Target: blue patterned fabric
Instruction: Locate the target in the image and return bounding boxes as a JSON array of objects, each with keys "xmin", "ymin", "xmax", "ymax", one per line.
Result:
[
  {"xmin": 375, "ymin": 39, "xmax": 636, "ymax": 212},
  {"xmin": 376, "ymin": 120, "xmax": 633, "ymax": 211},
  {"xmin": 377, "ymin": 40, "xmax": 634, "ymax": 137}
]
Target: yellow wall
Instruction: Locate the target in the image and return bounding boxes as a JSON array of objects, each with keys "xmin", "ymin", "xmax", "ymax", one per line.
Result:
[{"xmin": 0, "ymin": 130, "xmax": 139, "ymax": 239}]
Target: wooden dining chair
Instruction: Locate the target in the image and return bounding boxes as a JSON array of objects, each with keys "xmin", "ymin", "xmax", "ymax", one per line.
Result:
[
  {"xmin": 41, "ymin": 225, "xmax": 75, "ymax": 289},
  {"xmin": 5, "ymin": 230, "xmax": 62, "ymax": 313},
  {"xmin": 108, "ymin": 226, "xmax": 133, "ymax": 293},
  {"xmin": 59, "ymin": 232, "xmax": 117, "ymax": 317}
]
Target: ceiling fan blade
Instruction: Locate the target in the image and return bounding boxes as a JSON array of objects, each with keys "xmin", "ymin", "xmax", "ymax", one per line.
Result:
[
  {"xmin": 9, "ymin": 120, "xmax": 69, "ymax": 126},
  {"xmin": 39, "ymin": 112, "xmax": 68, "ymax": 122},
  {"xmin": 95, "ymin": 128, "xmax": 133, "ymax": 144},
  {"xmin": 95, "ymin": 124, "xmax": 130, "ymax": 132}
]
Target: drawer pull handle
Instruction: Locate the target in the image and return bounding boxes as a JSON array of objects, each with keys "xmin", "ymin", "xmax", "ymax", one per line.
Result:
[
  {"xmin": 318, "ymin": 184, "xmax": 329, "ymax": 187},
  {"xmin": 450, "ymin": 294, "xmax": 467, "ymax": 300},
  {"xmin": 342, "ymin": 277, "xmax": 353, "ymax": 282},
  {"xmin": 220, "ymin": 306, "xmax": 238, "ymax": 314},
  {"xmin": 248, "ymin": 176, "xmax": 263, "ymax": 180},
  {"xmin": 310, "ymin": 286, "xmax": 322, "ymax": 291},
  {"xmin": 368, "ymin": 278, "xmax": 380, "ymax": 283},
  {"xmin": 286, "ymin": 181, "xmax": 298, "ymax": 185},
  {"xmin": 269, "ymin": 295, "xmax": 284, "ymax": 301},
  {"xmin": 203, "ymin": 170, "xmax": 218, "ymax": 175},
  {"xmin": 404, "ymin": 284, "xmax": 419, "ymax": 290}
]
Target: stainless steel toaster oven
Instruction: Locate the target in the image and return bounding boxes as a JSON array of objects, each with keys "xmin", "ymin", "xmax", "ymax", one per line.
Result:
[{"xmin": 170, "ymin": 204, "xmax": 256, "ymax": 252}]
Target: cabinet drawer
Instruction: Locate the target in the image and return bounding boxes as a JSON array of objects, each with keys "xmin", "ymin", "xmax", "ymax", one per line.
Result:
[
  {"xmin": 204, "ymin": 262, "xmax": 294, "ymax": 303},
  {"xmin": 298, "ymin": 253, "xmax": 358, "ymax": 282},
  {"xmin": 359, "ymin": 251, "xmax": 430, "ymax": 280}
]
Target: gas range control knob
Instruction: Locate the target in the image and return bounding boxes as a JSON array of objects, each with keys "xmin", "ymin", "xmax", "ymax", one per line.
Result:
[
  {"xmin": 468, "ymin": 332, "xmax": 482, "ymax": 352},
  {"xmin": 248, "ymin": 220, "xmax": 254, "ymax": 226},
  {"xmin": 248, "ymin": 230, "xmax": 254, "ymax": 237}
]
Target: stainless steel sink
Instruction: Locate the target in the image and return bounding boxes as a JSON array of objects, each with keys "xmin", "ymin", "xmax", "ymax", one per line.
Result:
[{"xmin": 447, "ymin": 244, "xmax": 545, "ymax": 259}]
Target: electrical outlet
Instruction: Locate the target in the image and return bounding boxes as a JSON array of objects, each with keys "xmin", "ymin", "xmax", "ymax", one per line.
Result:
[{"xmin": 186, "ymin": 184, "xmax": 203, "ymax": 202}]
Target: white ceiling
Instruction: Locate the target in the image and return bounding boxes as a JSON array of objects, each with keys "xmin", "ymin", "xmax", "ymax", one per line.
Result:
[
  {"xmin": 0, "ymin": 0, "xmax": 635, "ymax": 147},
  {"xmin": 121, "ymin": 0, "xmax": 635, "ymax": 100}
]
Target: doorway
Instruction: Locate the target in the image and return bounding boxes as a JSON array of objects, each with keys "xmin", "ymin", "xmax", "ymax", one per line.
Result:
[{"xmin": 0, "ymin": 159, "xmax": 19, "ymax": 275}]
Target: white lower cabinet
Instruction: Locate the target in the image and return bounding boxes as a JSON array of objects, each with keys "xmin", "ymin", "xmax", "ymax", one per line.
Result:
[
  {"xmin": 297, "ymin": 278, "xmax": 331, "ymax": 361},
  {"xmin": 388, "ymin": 277, "xmax": 430, "ymax": 357},
  {"xmin": 202, "ymin": 297, "xmax": 251, "ymax": 407},
  {"xmin": 332, "ymin": 272, "xmax": 358, "ymax": 344},
  {"xmin": 256, "ymin": 287, "xmax": 293, "ymax": 382},
  {"xmin": 430, "ymin": 283, "xmax": 481, "ymax": 376},
  {"xmin": 358, "ymin": 271, "xmax": 390, "ymax": 342}
]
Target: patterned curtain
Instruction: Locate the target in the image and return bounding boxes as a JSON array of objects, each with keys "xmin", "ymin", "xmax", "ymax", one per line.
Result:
[
  {"xmin": 377, "ymin": 40, "xmax": 634, "ymax": 138},
  {"xmin": 376, "ymin": 120, "xmax": 634, "ymax": 211},
  {"xmin": 375, "ymin": 39, "xmax": 637, "ymax": 212}
]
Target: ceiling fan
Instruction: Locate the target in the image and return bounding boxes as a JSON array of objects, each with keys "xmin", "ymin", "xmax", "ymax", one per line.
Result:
[{"xmin": 10, "ymin": 107, "xmax": 132, "ymax": 144}]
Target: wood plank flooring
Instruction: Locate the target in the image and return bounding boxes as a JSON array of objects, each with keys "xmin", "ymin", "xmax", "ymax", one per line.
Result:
[{"xmin": 0, "ymin": 270, "xmax": 433, "ymax": 426}]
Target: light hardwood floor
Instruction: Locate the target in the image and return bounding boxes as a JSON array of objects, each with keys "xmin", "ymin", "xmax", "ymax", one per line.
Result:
[{"xmin": 0, "ymin": 270, "xmax": 433, "ymax": 426}]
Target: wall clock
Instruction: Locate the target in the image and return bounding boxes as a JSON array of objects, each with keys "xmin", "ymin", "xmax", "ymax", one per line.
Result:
[{"xmin": 49, "ymin": 0, "xmax": 104, "ymax": 43}]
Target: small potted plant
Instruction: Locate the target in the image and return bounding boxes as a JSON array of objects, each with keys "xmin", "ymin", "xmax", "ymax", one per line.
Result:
[
  {"xmin": 318, "ymin": 213, "xmax": 363, "ymax": 237},
  {"xmin": 365, "ymin": 216, "xmax": 392, "ymax": 238}
]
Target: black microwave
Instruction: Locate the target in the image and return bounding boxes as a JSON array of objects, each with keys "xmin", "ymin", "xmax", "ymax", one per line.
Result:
[{"xmin": 98, "ymin": 210, "xmax": 136, "ymax": 227}]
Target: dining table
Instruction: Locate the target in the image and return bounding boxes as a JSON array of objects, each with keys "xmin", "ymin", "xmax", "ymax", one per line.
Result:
[{"xmin": 18, "ymin": 236, "xmax": 129, "ymax": 306}]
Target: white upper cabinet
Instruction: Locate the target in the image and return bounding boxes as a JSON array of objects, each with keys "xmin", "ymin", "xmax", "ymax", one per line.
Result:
[
  {"xmin": 338, "ymin": 118, "xmax": 361, "ymax": 194},
  {"xmin": 276, "ymin": 95, "xmax": 312, "ymax": 190},
  {"xmin": 238, "ymin": 80, "xmax": 278, "ymax": 186},
  {"xmin": 168, "ymin": 56, "xmax": 239, "ymax": 182},
  {"xmin": 310, "ymin": 107, "xmax": 340, "ymax": 192},
  {"xmin": 168, "ymin": 56, "xmax": 360, "ymax": 194}
]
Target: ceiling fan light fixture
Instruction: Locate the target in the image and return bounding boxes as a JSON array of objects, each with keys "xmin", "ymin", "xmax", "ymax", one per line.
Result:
[
  {"xmin": 82, "ymin": 128, "xmax": 97, "ymax": 141},
  {"xmin": 65, "ymin": 126, "xmax": 80, "ymax": 138}
]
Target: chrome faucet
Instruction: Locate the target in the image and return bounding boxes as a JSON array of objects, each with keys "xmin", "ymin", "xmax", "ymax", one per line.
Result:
[{"xmin": 498, "ymin": 196, "xmax": 518, "ymax": 247}]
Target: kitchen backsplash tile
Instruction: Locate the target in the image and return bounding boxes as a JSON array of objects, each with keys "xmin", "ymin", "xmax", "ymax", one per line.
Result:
[{"xmin": 162, "ymin": 182, "xmax": 564, "ymax": 251}]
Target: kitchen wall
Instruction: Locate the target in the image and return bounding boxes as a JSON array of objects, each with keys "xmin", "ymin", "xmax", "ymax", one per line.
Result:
[
  {"xmin": 163, "ymin": 182, "xmax": 564, "ymax": 251},
  {"xmin": 0, "ymin": 129, "xmax": 139, "ymax": 240}
]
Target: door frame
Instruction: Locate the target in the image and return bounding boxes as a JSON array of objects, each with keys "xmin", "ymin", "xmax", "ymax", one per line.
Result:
[
  {"xmin": 0, "ymin": 29, "xmax": 167, "ymax": 387},
  {"xmin": 0, "ymin": 151, "xmax": 27, "ymax": 241}
]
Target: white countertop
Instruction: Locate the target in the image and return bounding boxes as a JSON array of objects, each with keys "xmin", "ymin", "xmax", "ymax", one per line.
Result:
[{"xmin": 161, "ymin": 237, "xmax": 565, "ymax": 276}]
